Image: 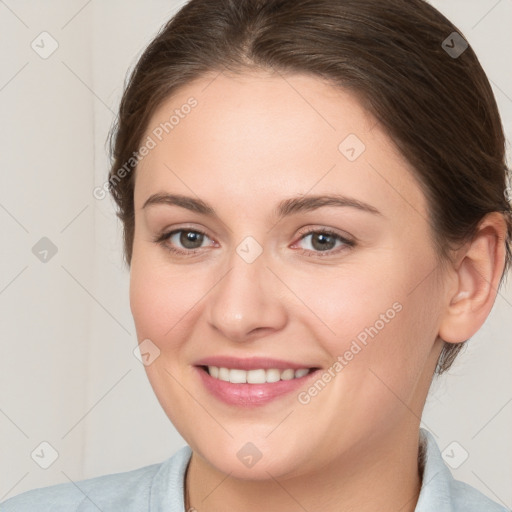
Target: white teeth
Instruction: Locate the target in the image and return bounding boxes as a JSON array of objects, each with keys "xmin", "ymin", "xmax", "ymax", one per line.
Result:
[
  {"xmin": 266, "ymin": 368, "xmax": 281, "ymax": 383},
  {"xmin": 218, "ymin": 367, "xmax": 230, "ymax": 381},
  {"xmin": 280, "ymin": 369, "xmax": 295, "ymax": 380},
  {"xmin": 229, "ymin": 369, "xmax": 247, "ymax": 383},
  {"xmin": 207, "ymin": 366, "xmax": 312, "ymax": 383},
  {"xmin": 247, "ymin": 369, "xmax": 266, "ymax": 384}
]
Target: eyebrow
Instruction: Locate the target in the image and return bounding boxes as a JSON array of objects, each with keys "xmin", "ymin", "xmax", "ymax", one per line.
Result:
[{"xmin": 142, "ymin": 193, "xmax": 382, "ymax": 218}]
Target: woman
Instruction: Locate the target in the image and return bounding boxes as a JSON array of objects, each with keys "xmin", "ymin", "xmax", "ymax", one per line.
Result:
[{"xmin": 2, "ymin": 0, "xmax": 511, "ymax": 510}]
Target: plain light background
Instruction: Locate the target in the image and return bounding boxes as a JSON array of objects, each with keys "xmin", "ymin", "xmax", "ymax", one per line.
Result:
[{"xmin": 0, "ymin": 0, "xmax": 511, "ymax": 506}]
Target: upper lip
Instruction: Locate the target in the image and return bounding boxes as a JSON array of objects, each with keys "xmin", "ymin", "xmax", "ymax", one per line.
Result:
[{"xmin": 194, "ymin": 356, "xmax": 318, "ymax": 371}]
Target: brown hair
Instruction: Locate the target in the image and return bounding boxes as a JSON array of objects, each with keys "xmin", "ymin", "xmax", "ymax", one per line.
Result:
[{"xmin": 107, "ymin": 0, "xmax": 512, "ymax": 374}]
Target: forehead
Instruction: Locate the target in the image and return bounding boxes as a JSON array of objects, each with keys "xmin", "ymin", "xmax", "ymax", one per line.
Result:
[{"xmin": 134, "ymin": 71, "xmax": 427, "ymax": 221}]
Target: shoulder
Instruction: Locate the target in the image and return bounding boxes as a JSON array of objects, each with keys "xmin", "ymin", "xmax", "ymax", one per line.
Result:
[
  {"xmin": 449, "ymin": 479, "xmax": 509, "ymax": 512},
  {"xmin": 0, "ymin": 445, "xmax": 192, "ymax": 512},
  {"xmin": 417, "ymin": 429, "xmax": 508, "ymax": 512},
  {"xmin": 0, "ymin": 463, "xmax": 161, "ymax": 511}
]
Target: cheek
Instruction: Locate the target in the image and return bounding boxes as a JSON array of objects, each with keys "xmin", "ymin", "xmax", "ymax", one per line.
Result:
[
  {"xmin": 129, "ymin": 252, "xmax": 209, "ymax": 346},
  {"xmin": 287, "ymin": 250, "xmax": 440, "ymax": 390},
  {"xmin": 277, "ymin": 257, "xmax": 402, "ymax": 347},
  {"xmin": 128, "ymin": 255, "xmax": 209, "ymax": 427}
]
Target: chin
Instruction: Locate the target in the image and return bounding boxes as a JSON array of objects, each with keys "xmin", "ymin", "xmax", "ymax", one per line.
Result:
[{"xmin": 194, "ymin": 440, "xmax": 312, "ymax": 481}]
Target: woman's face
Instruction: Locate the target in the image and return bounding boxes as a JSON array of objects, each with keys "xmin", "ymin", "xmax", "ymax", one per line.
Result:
[{"xmin": 130, "ymin": 71, "xmax": 447, "ymax": 479}]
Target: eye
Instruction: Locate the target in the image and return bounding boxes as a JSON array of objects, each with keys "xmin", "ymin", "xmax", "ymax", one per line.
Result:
[
  {"xmin": 154, "ymin": 228, "xmax": 215, "ymax": 255},
  {"xmin": 293, "ymin": 228, "xmax": 355, "ymax": 257},
  {"xmin": 153, "ymin": 226, "xmax": 355, "ymax": 258}
]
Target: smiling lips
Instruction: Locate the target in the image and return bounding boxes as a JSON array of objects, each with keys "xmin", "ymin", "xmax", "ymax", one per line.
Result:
[{"xmin": 194, "ymin": 356, "xmax": 320, "ymax": 406}]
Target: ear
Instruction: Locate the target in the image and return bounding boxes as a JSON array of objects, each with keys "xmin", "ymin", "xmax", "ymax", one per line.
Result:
[{"xmin": 438, "ymin": 212, "xmax": 508, "ymax": 344}]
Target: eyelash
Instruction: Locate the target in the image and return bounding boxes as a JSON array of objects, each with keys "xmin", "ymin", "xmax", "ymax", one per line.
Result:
[{"xmin": 153, "ymin": 227, "xmax": 355, "ymax": 258}]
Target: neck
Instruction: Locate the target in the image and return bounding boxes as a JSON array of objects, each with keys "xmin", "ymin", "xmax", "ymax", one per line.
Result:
[{"xmin": 185, "ymin": 426, "xmax": 423, "ymax": 512}]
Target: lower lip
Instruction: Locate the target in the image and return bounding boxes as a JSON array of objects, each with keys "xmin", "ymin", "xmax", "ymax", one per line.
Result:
[{"xmin": 196, "ymin": 367, "xmax": 319, "ymax": 407}]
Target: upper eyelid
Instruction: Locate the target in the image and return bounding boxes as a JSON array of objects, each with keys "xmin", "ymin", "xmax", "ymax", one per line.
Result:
[{"xmin": 296, "ymin": 226, "xmax": 353, "ymax": 240}]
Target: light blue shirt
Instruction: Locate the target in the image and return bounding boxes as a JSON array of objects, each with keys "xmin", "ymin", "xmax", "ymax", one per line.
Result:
[{"xmin": 1, "ymin": 429, "xmax": 508, "ymax": 511}]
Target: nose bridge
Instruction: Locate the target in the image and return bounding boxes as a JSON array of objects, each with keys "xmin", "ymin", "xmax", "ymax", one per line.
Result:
[{"xmin": 206, "ymin": 239, "xmax": 286, "ymax": 341}]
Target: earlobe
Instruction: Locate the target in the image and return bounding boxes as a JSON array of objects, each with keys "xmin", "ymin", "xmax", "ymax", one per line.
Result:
[{"xmin": 438, "ymin": 212, "xmax": 507, "ymax": 344}]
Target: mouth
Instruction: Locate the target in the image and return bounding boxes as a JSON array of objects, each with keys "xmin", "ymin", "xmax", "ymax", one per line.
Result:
[
  {"xmin": 200, "ymin": 365, "xmax": 314, "ymax": 383},
  {"xmin": 193, "ymin": 357, "xmax": 321, "ymax": 407}
]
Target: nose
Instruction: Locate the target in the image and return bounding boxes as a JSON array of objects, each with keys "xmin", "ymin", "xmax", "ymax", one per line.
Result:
[{"xmin": 205, "ymin": 248, "xmax": 288, "ymax": 343}]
